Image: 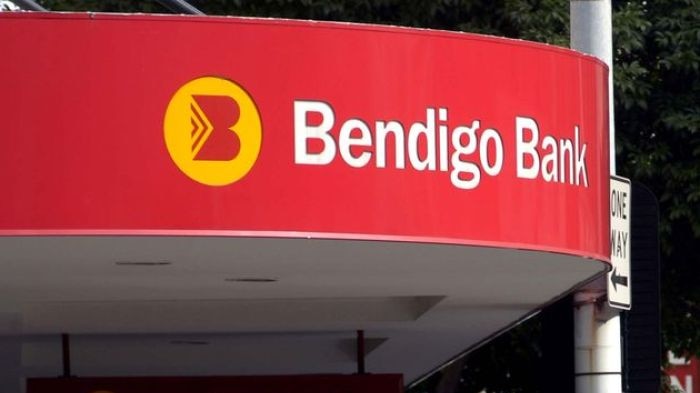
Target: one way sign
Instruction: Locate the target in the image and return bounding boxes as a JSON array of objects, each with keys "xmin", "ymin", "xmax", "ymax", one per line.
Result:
[{"xmin": 609, "ymin": 176, "xmax": 632, "ymax": 309}]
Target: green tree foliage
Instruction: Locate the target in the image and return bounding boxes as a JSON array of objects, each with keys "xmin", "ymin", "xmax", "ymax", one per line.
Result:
[
  {"xmin": 40, "ymin": 0, "xmax": 570, "ymax": 45},
  {"xmin": 40, "ymin": 0, "xmax": 167, "ymax": 12},
  {"xmin": 613, "ymin": 0, "xmax": 700, "ymax": 358}
]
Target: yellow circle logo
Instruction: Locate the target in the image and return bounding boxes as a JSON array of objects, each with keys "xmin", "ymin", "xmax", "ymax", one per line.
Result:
[{"xmin": 164, "ymin": 76, "xmax": 262, "ymax": 186}]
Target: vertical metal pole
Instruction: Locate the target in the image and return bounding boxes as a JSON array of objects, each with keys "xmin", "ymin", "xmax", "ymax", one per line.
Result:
[
  {"xmin": 571, "ymin": 0, "xmax": 616, "ymax": 174},
  {"xmin": 571, "ymin": 1, "xmax": 622, "ymax": 393},
  {"xmin": 61, "ymin": 333, "xmax": 71, "ymax": 378},
  {"xmin": 356, "ymin": 330, "xmax": 366, "ymax": 374}
]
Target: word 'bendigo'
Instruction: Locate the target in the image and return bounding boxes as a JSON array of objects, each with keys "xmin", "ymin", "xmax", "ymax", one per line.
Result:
[{"xmin": 294, "ymin": 100, "xmax": 588, "ymax": 190}]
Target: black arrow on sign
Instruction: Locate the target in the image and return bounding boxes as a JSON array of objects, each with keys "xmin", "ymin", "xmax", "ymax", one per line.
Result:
[{"xmin": 611, "ymin": 268, "xmax": 629, "ymax": 291}]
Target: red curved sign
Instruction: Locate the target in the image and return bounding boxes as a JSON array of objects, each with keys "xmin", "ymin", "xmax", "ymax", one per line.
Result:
[{"xmin": 0, "ymin": 13, "xmax": 610, "ymax": 262}]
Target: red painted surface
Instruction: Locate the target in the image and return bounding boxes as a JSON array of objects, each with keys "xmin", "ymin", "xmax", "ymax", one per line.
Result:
[
  {"xmin": 667, "ymin": 356, "xmax": 698, "ymax": 393},
  {"xmin": 0, "ymin": 13, "xmax": 610, "ymax": 262},
  {"xmin": 27, "ymin": 374, "xmax": 404, "ymax": 393}
]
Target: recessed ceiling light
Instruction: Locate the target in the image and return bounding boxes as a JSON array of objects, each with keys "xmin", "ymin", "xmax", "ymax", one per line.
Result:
[
  {"xmin": 115, "ymin": 261, "xmax": 172, "ymax": 266},
  {"xmin": 170, "ymin": 340, "xmax": 209, "ymax": 345},
  {"xmin": 224, "ymin": 277, "xmax": 278, "ymax": 283}
]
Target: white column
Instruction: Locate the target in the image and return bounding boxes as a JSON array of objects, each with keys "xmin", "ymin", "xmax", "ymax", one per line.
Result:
[
  {"xmin": 571, "ymin": 1, "xmax": 622, "ymax": 393},
  {"xmin": 573, "ymin": 290, "xmax": 622, "ymax": 393}
]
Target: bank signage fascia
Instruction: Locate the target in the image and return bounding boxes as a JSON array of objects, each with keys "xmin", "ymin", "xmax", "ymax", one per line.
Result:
[
  {"xmin": 0, "ymin": 13, "xmax": 610, "ymax": 262},
  {"xmin": 293, "ymin": 102, "xmax": 591, "ymax": 190}
]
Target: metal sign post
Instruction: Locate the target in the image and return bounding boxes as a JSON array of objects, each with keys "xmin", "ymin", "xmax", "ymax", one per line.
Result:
[{"xmin": 571, "ymin": 1, "xmax": 623, "ymax": 392}]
